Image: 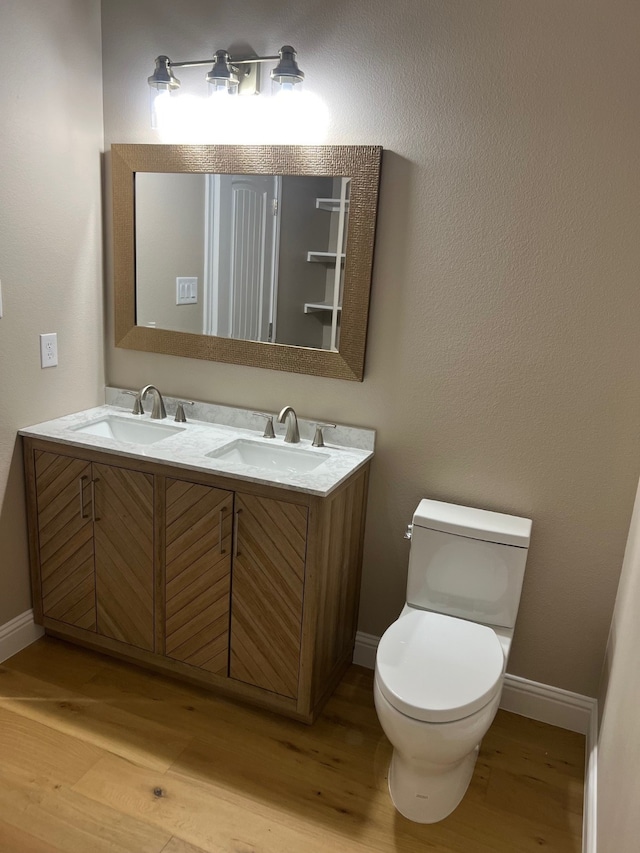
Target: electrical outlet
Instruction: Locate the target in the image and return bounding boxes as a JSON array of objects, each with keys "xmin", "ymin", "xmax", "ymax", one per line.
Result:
[{"xmin": 40, "ymin": 332, "xmax": 58, "ymax": 368}]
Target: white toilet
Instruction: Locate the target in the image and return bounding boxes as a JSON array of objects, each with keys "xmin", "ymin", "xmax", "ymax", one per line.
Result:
[{"xmin": 374, "ymin": 498, "xmax": 532, "ymax": 824}]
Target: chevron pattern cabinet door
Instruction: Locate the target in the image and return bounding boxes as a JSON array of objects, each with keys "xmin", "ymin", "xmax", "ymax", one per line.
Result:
[
  {"xmin": 165, "ymin": 479, "xmax": 233, "ymax": 676},
  {"xmin": 93, "ymin": 463, "xmax": 154, "ymax": 651},
  {"xmin": 35, "ymin": 451, "xmax": 96, "ymax": 631},
  {"xmin": 230, "ymin": 493, "xmax": 307, "ymax": 699}
]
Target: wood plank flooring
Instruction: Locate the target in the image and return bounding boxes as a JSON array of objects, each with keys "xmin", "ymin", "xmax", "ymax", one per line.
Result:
[{"xmin": 0, "ymin": 637, "xmax": 584, "ymax": 852}]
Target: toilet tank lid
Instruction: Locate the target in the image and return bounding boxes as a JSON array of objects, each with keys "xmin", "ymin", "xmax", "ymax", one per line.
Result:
[{"xmin": 413, "ymin": 499, "xmax": 532, "ymax": 548}]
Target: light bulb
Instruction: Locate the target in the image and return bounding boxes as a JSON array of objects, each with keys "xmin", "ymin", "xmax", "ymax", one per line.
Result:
[
  {"xmin": 208, "ymin": 79, "xmax": 238, "ymax": 98},
  {"xmin": 150, "ymin": 85, "xmax": 172, "ymax": 130}
]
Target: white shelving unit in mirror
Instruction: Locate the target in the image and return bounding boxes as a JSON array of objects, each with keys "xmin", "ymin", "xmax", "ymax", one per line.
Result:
[{"xmin": 303, "ymin": 177, "xmax": 351, "ymax": 351}]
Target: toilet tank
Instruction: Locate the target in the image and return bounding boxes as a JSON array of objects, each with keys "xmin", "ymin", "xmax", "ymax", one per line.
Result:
[{"xmin": 407, "ymin": 499, "xmax": 532, "ymax": 629}]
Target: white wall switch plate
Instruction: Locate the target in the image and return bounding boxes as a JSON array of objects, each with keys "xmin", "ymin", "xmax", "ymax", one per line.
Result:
[
  {"xmin": 176, "ymin": 277, "xmax": 198, "ymax": 305},
  {"xmin": 40, "ymin": 332, "xmax": 58, "ymax": 368}
]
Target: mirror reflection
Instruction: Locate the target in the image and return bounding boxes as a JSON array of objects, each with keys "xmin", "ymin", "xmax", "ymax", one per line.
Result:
[{"xmin": 135, "ymin": 172, "xmax": 351, "ymax": 351}]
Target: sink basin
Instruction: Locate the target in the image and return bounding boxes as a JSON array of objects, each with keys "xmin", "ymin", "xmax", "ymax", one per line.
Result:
[
  {"xmin": 206, "ymin": 439, "xmax": 329, "ymax": 474},
  {"xmin": 72, "ymin": 415, "xmax": 185, "ymax": 445}
]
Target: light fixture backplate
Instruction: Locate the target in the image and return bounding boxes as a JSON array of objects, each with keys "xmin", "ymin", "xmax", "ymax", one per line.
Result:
[{"xmin": 237, "ymin": 61, "xmax": 260, "ymax": 96}]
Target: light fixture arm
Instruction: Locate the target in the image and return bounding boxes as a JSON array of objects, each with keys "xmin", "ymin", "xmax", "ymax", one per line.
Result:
[{"xmin": 167, "ymin": 55, "xmax": 281, "ymax": 70}]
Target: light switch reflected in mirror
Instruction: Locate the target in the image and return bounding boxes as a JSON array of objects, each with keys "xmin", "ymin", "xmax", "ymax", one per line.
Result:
[{"xmin": 135, "ymin": 172, "xmax": 350, "ymax": 352}]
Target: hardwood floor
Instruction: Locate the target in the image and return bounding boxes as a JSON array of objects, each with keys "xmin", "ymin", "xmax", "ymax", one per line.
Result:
[{"xmin": 0, "ymin": 637, "xmax": 584, "ymax": 852}]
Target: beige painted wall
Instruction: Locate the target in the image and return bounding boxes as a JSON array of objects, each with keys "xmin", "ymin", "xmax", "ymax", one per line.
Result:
[
  {"xmin": 101, "ymin": 0, "xmax": 640, "ymax": 696},
  {"xmin": 0, "ymin": 0, "xmax": 104, "ymax": 624},
  {"xmin": 597, "ymin": 477, "xmax": 640, "ymax": 850}
]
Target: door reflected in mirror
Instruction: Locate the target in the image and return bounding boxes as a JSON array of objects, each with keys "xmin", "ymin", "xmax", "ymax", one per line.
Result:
[{"xmin": 135, "ymin": 172, "xmax": 350, "ymax": 351}]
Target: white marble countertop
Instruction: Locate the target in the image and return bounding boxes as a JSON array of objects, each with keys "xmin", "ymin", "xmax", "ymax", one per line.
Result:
[{"xmin": 19, "ymin": 399, "xmax": 374, "ymax": 498}]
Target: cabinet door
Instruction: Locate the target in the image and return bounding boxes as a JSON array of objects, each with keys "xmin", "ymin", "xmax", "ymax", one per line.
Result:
[
  {"xmin": 34, "ymin": 451, "xmax": 96, "ymax": 631},
  {"xmin": 165, "ymin": 479, "xmax": 232, "ymax": 675},
  {"xmin": 230, "ymin": 493, "xmax": 307, "ymax": 698},
  {"xmin": 93, "ymin": 463, "xmax": 154, "ymax": 651}
]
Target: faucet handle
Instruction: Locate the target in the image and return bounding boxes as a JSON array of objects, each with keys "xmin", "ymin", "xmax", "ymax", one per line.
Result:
[
  {"xmin": 253, "ymin": 412, "xmax": 276, "ymax": 439},
  {"xmin": 175, "ymin": 400, "xmax": 194, "ymax": 423},
  {"xmin": 123, "ymin": 390, "xmax": 144, "ymax": 415},
  {"xmin": 312, "ymin": 422, "xmax": 336, "ymax": 448}
]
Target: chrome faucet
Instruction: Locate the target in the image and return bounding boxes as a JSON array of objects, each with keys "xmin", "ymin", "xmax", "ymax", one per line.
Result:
[
  {"xmin": 140, "ymin": 384, "xmax": 167, "ymax": 419},
  {"xmin": 278, "ymin": 405, "xmax": 300, "ymax": 443}
]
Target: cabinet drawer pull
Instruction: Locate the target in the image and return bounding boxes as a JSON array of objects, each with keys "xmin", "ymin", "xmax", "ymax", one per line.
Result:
[
  {"xmin": 233, "ymin": 509, "xmax": 241, "ymax": 558},
  {"xmin": 78, "ymin": 475, "xmax": 88, "ymax": 519},
  {"xmin": 91, "ymin": 478, "xmax": 100, "ymax": 522},
  {"xmin": 219, "ymin": 508, "xmax": 225, "ymax": 555}
]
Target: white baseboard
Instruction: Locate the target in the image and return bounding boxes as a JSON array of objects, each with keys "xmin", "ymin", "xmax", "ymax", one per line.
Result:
[
  {"xmin": 500, "ymin": 673, "xmax": 596, "ymax": 736},
  {"xmin": 0, "ymin": 610, "xmax": 44, "ymax": 664},
  {"xmin": 583, "ymin": 702, "xmax": 598, "ymax": 853},
  {"xmin": 353, "ymin": 630, "xmax": 379, "ymax": 669}
]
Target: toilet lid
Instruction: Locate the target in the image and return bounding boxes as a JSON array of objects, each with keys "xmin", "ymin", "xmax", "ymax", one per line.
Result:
[{"xmin": 375, "ymin": 609, "xmax": 504, "ymax": 723}]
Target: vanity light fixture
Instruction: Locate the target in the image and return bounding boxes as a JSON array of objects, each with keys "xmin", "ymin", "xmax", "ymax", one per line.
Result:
[{"xmin": 147, "ymin": 45, "xmax": 304, "ymax": 128}]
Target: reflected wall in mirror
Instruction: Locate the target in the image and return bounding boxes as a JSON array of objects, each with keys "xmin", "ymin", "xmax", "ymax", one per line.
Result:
[{"xmin": 113, "ymin": 144, "xmax": 381, "ymax": 380}]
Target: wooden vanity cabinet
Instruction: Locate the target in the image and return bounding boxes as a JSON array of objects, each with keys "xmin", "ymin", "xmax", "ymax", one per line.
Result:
[
  {"xmin": 23, "ymin": 437, "xmax": 370, "ymax": 723},
  {"xmin": 229, "ymin": 492, "xmax": 307, "ymax": 699},
  {"xmin": 33, "ymin": 452, "xmax": 95, "ymax": 631},
  {"xmin": 93, "ymin": 462, "xmax": 154, "ymax": 650},
  {"xmin": 164, "ymin": 478, "xmax": 232, "ymax": 676},
  {"xmin": 32, "ymin": 450, "xmax": 154, "ymax": 650}
]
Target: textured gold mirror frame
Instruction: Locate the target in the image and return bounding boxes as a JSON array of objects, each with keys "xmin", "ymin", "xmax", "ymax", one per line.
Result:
[{"xmin": 112, "ymin": 144, "xmax": 382, "ymax": 381}]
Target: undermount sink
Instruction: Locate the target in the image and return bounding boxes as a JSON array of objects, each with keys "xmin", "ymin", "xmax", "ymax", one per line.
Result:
[
  {"xmin": 206, "ymin": 439, "xmax": 329, "ymax": 474},
  {"xmin": 72, "ymin": 415, "xmax": 185, "ymax": 445}
]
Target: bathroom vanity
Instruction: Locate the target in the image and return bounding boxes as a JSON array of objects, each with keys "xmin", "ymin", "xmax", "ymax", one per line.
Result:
[{"xmin": 20, "ymin": 393, "xmax": 373, "ymax": 723}]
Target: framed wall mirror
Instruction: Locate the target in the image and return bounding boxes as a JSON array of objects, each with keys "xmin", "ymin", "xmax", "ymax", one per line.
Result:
[{"xmin": 112, "ymin": 144, "xmax": 381, "ymax": 381}]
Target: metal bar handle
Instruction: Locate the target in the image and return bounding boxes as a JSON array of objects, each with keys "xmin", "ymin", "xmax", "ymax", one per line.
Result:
[
  {"xmin": 91, "ymin": 478, "xmax": 100, "ymax": 522},
  {"xmin": 78, "ymin": 475, "xmax": 88, "ymax": 519},
  {"xmin": 233, "ymin": 509, "xmax": 241, "ymax": 558},
  {"xmin": 219, "ymin": 507, "xmax": 226, "ymax": 555}
]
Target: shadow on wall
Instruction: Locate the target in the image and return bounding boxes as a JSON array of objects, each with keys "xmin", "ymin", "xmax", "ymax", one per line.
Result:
[{"xmin": 0, "ymin": 439, "xmax": 32, "ymax": 624}]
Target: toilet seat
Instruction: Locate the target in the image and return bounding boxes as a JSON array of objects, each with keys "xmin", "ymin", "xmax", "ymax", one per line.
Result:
[{"xmin": 376, "ymin": 609, "xmax": 505, "ymax": 723}]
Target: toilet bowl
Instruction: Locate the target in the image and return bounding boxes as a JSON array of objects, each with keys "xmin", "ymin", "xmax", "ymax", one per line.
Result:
[
  {"xmin": 375, "ymin": 499, "xmax": 531, "ymax": 823},
  {"xmin": 374, "ymin": 606, "xmax": 507, "ymax": 822}
]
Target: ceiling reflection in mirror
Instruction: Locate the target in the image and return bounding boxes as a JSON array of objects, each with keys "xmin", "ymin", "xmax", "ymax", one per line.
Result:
[{"xmin": 135, "ymin": 172, "xmax": 350, "ymax": 352}]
